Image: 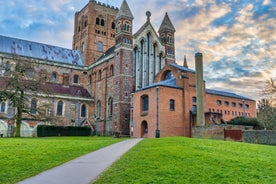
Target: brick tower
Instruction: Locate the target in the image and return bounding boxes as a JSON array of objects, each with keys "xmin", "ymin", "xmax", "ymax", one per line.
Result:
[
  {"xmin": 158, "ymin": 12, "xmax": 176, "ymax": 64},
  {"xmin": 113, "ymin": 0, "xmax": 134, "ymax": 135},
  {"xmin": 72, "ymin": 0, "xmax": 119, "ymax": 66}
]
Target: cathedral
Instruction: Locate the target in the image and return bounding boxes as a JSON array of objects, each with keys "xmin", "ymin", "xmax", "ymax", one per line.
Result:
[{"xmin": 0, "ymin": 0, "xmax": 256, "ymax": 137}]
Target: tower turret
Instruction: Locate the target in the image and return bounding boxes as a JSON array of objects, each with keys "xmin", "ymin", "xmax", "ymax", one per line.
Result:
[
  {"xmin": 113, "ymin": 0, "xmax": 134, "ymax": 135},
  {"xmin": 158, "ymin": 12, "xmax": 176, "ymax": 64}
]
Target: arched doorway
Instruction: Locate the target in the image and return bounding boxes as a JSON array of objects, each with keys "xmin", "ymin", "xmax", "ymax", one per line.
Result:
[{"xmin": 141, "ymin": 121, "xmax": 148, "ymax": 137}]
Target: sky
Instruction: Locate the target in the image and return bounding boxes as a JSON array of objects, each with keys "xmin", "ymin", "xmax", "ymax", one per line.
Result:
[{"xmin": 0, "ymin": 0, "xmax": 275, "ymax": 101}]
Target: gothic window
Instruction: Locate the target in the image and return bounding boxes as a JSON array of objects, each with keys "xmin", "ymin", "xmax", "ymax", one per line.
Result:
[
  {"xmin": 98, "ymin": 41, "xmax": 103, "ymax": 52},
  {"xmin": 73, "ymin": 75, "xmax": 79, "ymax": 84},
  {"xmin": 170, "ymin": 99, "xmax": 175, "ymax": 111},
  {"xmin": 81, "ymin": 104, "xmax": 86, "ymax": 117},
  {"xmin": 98, "ymin": 70, "xmax": 102, "ymax": 81},
  {"xmin": 124, "ymin": 24, "xmax": 130, "ymax": 32},
  {"xmin": 96, "ymin": 17, "xmax": 100, "ymax": 25},
  {"xmin": 30, "ymin": 98, "xmax": 37, "ymax": 114},
  {"xmin": 192, "ymin": 97, "xmax": 196, "ymax": 103},
  {"xmin": 101, "ymin": 19, "xmax": 105, "ymax": 26},
  {"xmin": 0, "ymin": 101, "xmax": 5, "ymax": 113},
  {"xmin": 97, "ymin": 100, "xmax": 102, "ymax": 119},
  {"xmin": 28, "ymin": 69, "xmax": 34, "ymax": 79},
  {"xmin": 141, "ymin": 95, "xmax": 149, "ymax": 112},
  {"xmin": 57, "ymin": 101, "xmax": 63, "ymax": 116},
  {"xmin": 111, "ymin": 22, "xmax": 115, "ymax": 29},
  {"xmin": 84, "ymin": 16, "xmax": 88, "ymax": 27},
  {"xmin": 108, "ymin": 98, "xmax": 113, "ymax": 117},
  {"xmin": 82, "ymin": 42, "xmax": 85, "ymax": 53},
  {"xmin": 110, "ymin": 65, "xmax": 114, "ymax": 76},
  {"xmin": 52, "ymin": 72, "xmax": 57, "ymax": 82}
]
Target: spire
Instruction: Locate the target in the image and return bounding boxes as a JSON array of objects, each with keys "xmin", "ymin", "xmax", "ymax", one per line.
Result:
[
  {"xmin": 183, "ymin": 55, "xmax": 188, "ymax": 68},
  {"xmin": 116, "ymin": 0, "xmax": 134, "ymax": 20},
  {"xmin": 158, "ymin": 12, "xmax": 176, "ymax": 33}
]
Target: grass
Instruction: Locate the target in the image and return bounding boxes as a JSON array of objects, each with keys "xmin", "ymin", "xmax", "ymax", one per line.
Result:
[
  {"xmin": 93, "ymin": 137, "xmax": 276, "ymax": 184},
  {"xmin": 0, "ymin": 136, "xmax": 126, "ymax": 184}
]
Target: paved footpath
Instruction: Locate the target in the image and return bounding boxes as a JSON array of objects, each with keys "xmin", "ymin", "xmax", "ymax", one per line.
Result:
[{"xmin": 18, "ymin": 138, "xmax": 143, "ymax": 184}]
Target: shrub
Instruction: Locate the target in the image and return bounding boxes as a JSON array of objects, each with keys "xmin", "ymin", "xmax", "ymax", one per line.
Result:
[
  {"xmin": 228, "ymin": 117, "xmax": 264, "ymax": 129},
  {"xmin": 37, "ymin": 125, "xmax": 92, "ymax": 137}
]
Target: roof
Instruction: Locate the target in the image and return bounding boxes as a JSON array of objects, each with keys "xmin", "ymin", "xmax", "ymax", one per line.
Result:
[
  {"xmin": 0, "ymin": 78, "xmax": 91, "ymax": 99},
  {"xmin": 138, "ymin": 77, "xmax": 182, "ymax": 91},
  {"xmin": 116, "ymin": 0, "xmax": 134, "ymax": 20},
  {"xmin": 169, "ymin": 63, "xmax": 195, "ymax": 73},
  {"xmin": 45, "ymin": 83, "xmax": 92, "ymax": 98},
  {"xmin": 158, "ymin": 12, "xmax": 176, "ymax": 33},
  {"xmin": 206, "ymin": 89, "xmax": 254, "ymax": 101},
  {"xmin": 97, "ymin": 46, "xmax": 115, "ymax": 61},
  {"xmin": 0, "ymin": 35, "xmax": 84, "ymax": 66}
]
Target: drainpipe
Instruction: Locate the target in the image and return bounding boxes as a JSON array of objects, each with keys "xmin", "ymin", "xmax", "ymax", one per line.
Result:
[{"xmin": 155, "ymin": 86, "xmax": 160, "ymax": 138}]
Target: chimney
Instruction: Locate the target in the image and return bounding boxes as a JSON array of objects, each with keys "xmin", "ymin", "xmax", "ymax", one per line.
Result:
[{"xmin": 195, "ymin": 53, "xmax": 205, "ymax": 126}]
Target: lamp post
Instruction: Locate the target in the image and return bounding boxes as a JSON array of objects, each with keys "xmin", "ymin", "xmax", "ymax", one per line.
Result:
[{"xmin": 155, "ymin": 86, "xmax": 160, "ymax": 138}]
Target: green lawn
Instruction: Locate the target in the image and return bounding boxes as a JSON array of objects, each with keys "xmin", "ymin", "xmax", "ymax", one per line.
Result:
[
  {"xmin": 93, "ymin": 137, "xmax": 276, "ymax": 184},
  {"xmin": 0, "ymin": 136, "xmax": 125, "ymax": 184}
]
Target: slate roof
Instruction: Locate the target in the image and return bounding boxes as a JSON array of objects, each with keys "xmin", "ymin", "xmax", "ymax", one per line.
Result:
[
  {"xmin": 158, "ymin": 12, "xmax": 176, "ymax": 33},
  {"xmin": 138, "ymin": 77, "xmax": 182, "ymax": 91},
  {"xmin": 116, "ymin": 0, "xmax": 134, "ymax": 20},
  {"xmin": 97, "ymin": 46, "xmax": 115, "ymax": 61},
  {"xmin": 206, "ymin": 89, "xmax": 254, "ymax": 101},
  {"xmin": 169, "ymin": 63, "xmax": 195, "ymax": 73},
  {"xmin": 0, "ymin": 35, "xmax": 84, "ymax": 66}
]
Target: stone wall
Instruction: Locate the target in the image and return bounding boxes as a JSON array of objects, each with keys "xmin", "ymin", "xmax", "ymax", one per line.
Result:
[{"xmin": 242, "ymin": 130, "xmax": 276, "ymax": 145}]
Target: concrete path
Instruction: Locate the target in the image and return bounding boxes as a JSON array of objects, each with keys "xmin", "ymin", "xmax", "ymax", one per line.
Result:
[{"xmin": 18, "ymin": 138, "xmax": 143, "ymax": 184}]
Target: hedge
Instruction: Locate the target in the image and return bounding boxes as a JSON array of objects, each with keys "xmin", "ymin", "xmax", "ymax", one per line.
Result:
[
  {"xmin": 228, "ymin": 117, "xmax": 263, "ymax": 129},
  {"xmin": 37, "ymin": 125, "xmax": 92, "ymax": 137}
]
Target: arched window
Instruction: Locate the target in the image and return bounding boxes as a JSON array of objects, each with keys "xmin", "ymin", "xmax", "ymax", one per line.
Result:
[
  {"xmin": 57, "ymin": 101, "xmax": 63, "ymax": 116},
  {"xmin": 84, "ymin": 16, "xmax": 88, "ymax": 27},
  {"xmin": 110, "ymin": 65, "xmax": 114, "ymax": 76},
  {"xmin": 141, "ymin": 95, "xmax": 149, "ymax": 112},
  {"xmin": 81, "ymin": 104, "xmax": 86, "ymax": 117},
  {"xmin": 108, "ymin": 98, "xmax": 113, "ymax": 117},
  {"xmin": 31, "ymin": 99, "xmax": 37, "ymax": 114},
  {"xmin": 111, "ymin": 22, "xmax": 115, "ymax": 29},
  {"xmin": 98, "ymin": 70, "xmax": 102, "ymax": 81},
  {"xmin": 0, "ymin": 101, "xmax": 5, "ymax": 113},
  {"xmin": 73, "ymin": 75, "xmax": 79, "ymax": 84},
  {"xmin": 170, "ymin": 99, "xmax": 175, "ymax": 111},
  {"xmin": 96, "ymin": 17, "xmax": 100, "ymax": 25},
  {"xmin": 82, "ymin": 42, "xmax": 85, "ymax": 53},
  {"xmin": 98, "ymin": 41, "xmax": 103, "ymax": 52},
  {"xmin": 164, "ymin": 71, "xmax": 173, "ymax": 80},
  {"xmin": 52, "ymin": 72, "xmax": 57, "ymax": 82},
  {"xmin": 101, "ymin": 19, "xmax": 105, "ymax": 26},
  {"xmin": 97, "ymin": 100, "xmax": 102, "ymax": 119}
]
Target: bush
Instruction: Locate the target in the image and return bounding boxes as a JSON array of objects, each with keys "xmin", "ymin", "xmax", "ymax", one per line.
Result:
[
  {"xmin": 37, "ymin": 125, "xmax": 92, "ymax": 137},
  {"xmin": 228, "ymin": 117, "xmax": 264, "ymax": 129}
]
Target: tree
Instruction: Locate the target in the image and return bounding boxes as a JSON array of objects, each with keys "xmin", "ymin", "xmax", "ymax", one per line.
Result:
[
  {"xmin": 257, "ymin": 98, "xmax": 276, "ymax": 130},
  {"xmin": 263, "ymin": 78, "xmax": 276, "ymax": 104},
  {"xmin": 0, "ymin": 57, "xmax": 47, "ymax": 137}
]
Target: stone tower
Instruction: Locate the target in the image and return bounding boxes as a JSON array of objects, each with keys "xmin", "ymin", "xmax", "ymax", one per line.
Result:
[
  {"xmin": 113, "ymin": 0, "xmax": 134, "ymax": 135},
  {"xmin": 158, "ymin": 12, "xmax": 176, "ymax": 64},
  {"xmin": 72, "ymin": 0, "xmax": 119, "ymax": 66}
]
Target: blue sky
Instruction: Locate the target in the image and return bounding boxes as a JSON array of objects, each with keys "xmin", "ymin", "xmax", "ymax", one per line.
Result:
[{"xmin": 0, "ymin": 0, "xmax": 275, "ymax": 101}]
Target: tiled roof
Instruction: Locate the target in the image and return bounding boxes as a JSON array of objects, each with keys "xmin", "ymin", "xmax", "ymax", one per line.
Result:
[
  {"xmin": 206, "ymin": 89, "xmax": 254, "ymax": 101},
  {"xmin": 45, "ymin": 83, "xmax": 92, "ymax": 98},
  {"xmin": 0, "ymin": 35, "xmax": 84, "ymax": 66},
  {"xmin": 169, "ymin": 63, "xmax": 195, "ymax": 73},
  {"xmin": 0, "ymin": 78, "xmax": 91, "ymax": 99}
]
